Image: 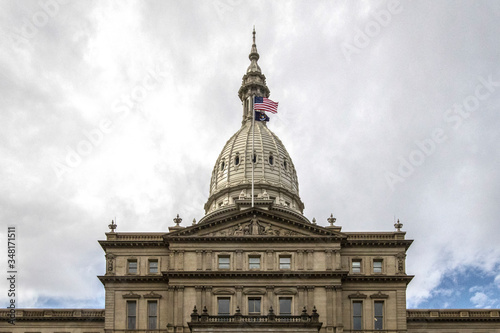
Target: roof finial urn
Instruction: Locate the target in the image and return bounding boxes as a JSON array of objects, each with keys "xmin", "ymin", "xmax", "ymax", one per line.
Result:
[{"xmin": 108, "ymin": 220, "xmax": 117, "ymax": 233}]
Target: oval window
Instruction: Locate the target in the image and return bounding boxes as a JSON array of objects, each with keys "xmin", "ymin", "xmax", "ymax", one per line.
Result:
[
  {"xmin": 269, "ymin": 154, "xmax": 274, "ymax": 165},
  {"xmin": 235, "ymin": 155, "xmax": 240, "ymax": 166}
]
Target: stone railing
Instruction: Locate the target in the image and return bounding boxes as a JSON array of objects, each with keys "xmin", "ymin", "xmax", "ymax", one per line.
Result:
[
  {"xmin": 189, "ymin": 305, "xmax": 320, "ymax": 324},
  {"xmin": 107, "ymin": 233, "xmax": 165, "ymax": 241},
  {"xmin": 0, "ymin": 309, "xmax": 105, "ymax": 321},
  {"xmin": 407, "ymin": 309, "xmax": 500, "ymax": 320},
  {"xmin": 345, "ymin": 233, "xmax": 402, "ymax": 240}
]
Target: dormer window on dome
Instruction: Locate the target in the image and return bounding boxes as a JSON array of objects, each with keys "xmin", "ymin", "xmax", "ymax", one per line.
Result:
[
  {"xmin": 268, "ymin": 152, "xmax": 274, "ymax": 166},
  {"xmin": 234, "ymin": 153, "xmax": 240, "ymax": 166}
]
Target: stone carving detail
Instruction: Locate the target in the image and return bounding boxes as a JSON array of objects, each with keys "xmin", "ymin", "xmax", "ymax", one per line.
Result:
[
  {"xmin": 396, "ymin": 252, "xmax": 406, "ymax": 274},
  {"xmin": 105, "ymin": 253, "xmax": 115, "ymax": 274},
  {"xmin": 205, "ymin": 216, "xmax": 300, "ymax": 236}
]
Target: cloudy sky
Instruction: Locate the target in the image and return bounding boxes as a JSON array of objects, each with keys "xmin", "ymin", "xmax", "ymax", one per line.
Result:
[{"xmin": 1, "ymin": 0, "xmax": 499, "ymax": 310}]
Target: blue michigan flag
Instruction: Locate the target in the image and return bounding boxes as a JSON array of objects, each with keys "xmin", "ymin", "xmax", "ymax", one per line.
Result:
[{"xmin": 254, "ymin": 111, "xmax": 269, "ymax": 122}]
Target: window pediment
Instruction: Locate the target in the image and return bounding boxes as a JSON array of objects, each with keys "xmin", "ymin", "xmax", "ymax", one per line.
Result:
[
  {"xmin": 274, "ymin": 288, "xmax": 297, "ymax": 295},
  {"xmin": 122, "ymin": 291, "xmax": 141, "ymax": 299},
  {"xmin": 213, "ymin": 288, "xmax": 235, "ymax": 295},
  {"xmin": 243, "ymin": 288, "xmax": 266, "ymax": 295}
]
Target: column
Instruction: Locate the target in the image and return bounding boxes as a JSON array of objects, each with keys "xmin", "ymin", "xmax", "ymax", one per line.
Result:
[
  {"xmin": 297, "ymin": 286, "xmax": 306, "ymax": 313},
  {"xmin": 236, "ymin": 286, "xmax": 243, "ymax": 310},
  {"xmin": 176, "ymin": 286, "xmax": 184, "ymax": 327},
  {"xmin": 205, "ymin": 250, "xmax": 212, "ymax": 270},
  {"xmin": 196, "ymin": 250, "xmax": 203, "ymax": 270},
  {"xmin": 325, "ymin": 250, "xmax": 333, "ymax": 270},
  {"xmin": 307, "ymin": 250, "xmax": 314, "ymax": 270},
  {"xmin": 335, "ymin": 250, "xmax": 341, "ymax": 270},
  {"xmin": 297, "ymin": 250, "xmax": 304, "ymax": 270},
  {"xmin": 325, "ymin": 286, "xmax": 335, "ymax": 326},
  {"xmin": 335, "ymin": 286, "xmax": 343, "ymax": 328},
  {"xmin": 169, "ymin": 251, "xmax": 175, "ymax": 270},
  {"xmin": 236, "ymin": 250, "xmax": 243, "ymax": 270},
  {"xmin": 178, "ymin": 251, "xmax": 184, "ymax": 271},
  {"xmin": 307, "ymin": 286, "xmax": 315, "ymax": 310},
  {"xmin": 205, "ymin": 286, "xmax": 212, "ymax": 314},
  {"xmin": 266, "ymin": 250, "xmax": 274, "ymax": 270},
  {"xmin": 167, "ymin": 287, "xmax": 175, "ymax": 328},
  {"xmin": 266, "ymin": 285, "xmax": 274, "ymax": 312},
  {"xmin": 195, "ymin": 286, "xmax": 203, "ymax": 308}
]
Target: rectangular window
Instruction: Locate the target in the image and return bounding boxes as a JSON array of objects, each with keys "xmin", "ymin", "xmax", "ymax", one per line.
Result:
[
  {"xmin": 128, "ymin": 260, "xmax": 138, "ymax": 274},
  {"xmin": 248, "ymin": 297, "xmax": 261, "ymax": 315},
  {"xmin": 352, "ymin": 259, "xmax": 361, "ymax": 273},
  {"xmin": 218, "ymin": 297, "xmax": 230, "ymax": 315},
  {"xmin": 127, "ymin": 301, "xmax": 136, "ymax": 329},
  {"xmin": 374, "ymin": 301, "xmax": 384, "ymax": 330},
  {"xmin": 279, "ymin": 297, "xmax": 292, "ymax": 315},
  {"xmin": 352, "ymin": 301, "xmax": 362, "ymax": 330},
  {"xmin": 218, "ymin": 255, "xmax": 230, "ymax": 269},
  {"xmin": 249, "ymin": 256, "xmax": 261, "ymax": 269},
  {"xmin": 149, "ymin": 260, "xmax": 158, "ymax": 273},
  {"xmin": 373, "ymin": 259, "xmax": 383, "ymax": 273},
  {"xmin": 279, "ymin": 256, "xmax": 291, "ymax": 269},
  {"xmin": 148, "ymin": 301, "xmax": 158, "ymax": 329}
]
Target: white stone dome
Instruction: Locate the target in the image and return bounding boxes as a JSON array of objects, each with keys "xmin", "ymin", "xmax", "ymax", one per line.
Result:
[
  {"xmin": 205, "ymin": 120, "xmax": 303, "ymax": 214},
  {"xmin": 204, "ymin": 30, "xmax": 304, "ymax": 215}
]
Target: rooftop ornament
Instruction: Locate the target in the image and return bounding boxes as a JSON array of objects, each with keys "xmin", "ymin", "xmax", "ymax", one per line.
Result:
[
  {"xmin": 394, "ymin": 219, "xmax": 403, "ymax": 232},
  {"xmin": 173, "ymin": 214, "xmax": 182, "ymax": 227},
  {"xmin": 327, "ymin": 213, "xmax": 336, "ymax": 227},
  {"xmin": 108, "ymin": 220, "xmax": 117, "ymax": 233}
]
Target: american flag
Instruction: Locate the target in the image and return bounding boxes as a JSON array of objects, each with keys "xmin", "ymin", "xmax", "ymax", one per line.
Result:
[{"xmin": 254, "ymin": 96, "xmax": 278, "ymax": 114}]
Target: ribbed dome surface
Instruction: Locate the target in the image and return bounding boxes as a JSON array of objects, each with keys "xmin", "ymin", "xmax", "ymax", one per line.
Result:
[
  {"xmin": 205, "ymin": 120, "xmax": 303, "ymax": 214},
  {"xmin": 203, "ymin": 29, "xmax": 304, "ymax": 215}
]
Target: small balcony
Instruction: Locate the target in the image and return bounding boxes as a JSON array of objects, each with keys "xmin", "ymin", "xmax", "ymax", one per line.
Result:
[{"xmin": 188, "ymin": 305, "xmax": 322, "ymax": 332}]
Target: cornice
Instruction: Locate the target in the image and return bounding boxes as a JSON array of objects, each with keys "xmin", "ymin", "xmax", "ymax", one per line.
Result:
[
  {"xmin": 342, "ymin": 239, "xmax": 413, "ymax": 249},
  {"xmin": 98, "ymin": 240, "xmax": 166, "ymax": 249},
  {"xmin": 97, "ymin": 275, "xmax": 167, "ymax": 284},
  {"xmin": 164, "ymin": 270, "xmax": 348, "ymax": 279},
  {"xmin": 345, "ymin": 275, "xmax": 414, "ymax": 284}
]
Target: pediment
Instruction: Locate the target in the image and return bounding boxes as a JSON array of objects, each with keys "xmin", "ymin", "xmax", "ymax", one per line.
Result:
[{"xmin": 165, "ymin": 208, "xmax": 345, "ymax": 239}]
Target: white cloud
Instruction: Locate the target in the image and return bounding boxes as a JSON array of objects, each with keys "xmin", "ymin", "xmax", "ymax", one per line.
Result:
[{"xmin": 1, "ymin": 0, "xmax": 500, "ymax": 308}]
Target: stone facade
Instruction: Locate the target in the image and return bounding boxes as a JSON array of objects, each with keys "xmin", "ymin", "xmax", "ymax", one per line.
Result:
[{"xmin": 1, "ymin": 30, "xmax": 499, "ymax": 333}]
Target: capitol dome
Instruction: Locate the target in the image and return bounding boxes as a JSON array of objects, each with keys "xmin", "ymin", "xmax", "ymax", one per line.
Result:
[{"xmin": 204, "ymin": 30, "xmax": 304, "ymax": 215}]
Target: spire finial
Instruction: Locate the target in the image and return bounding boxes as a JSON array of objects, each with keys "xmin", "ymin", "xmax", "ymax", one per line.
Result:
[{"xmin": 252, "ymin": 26, "xmax": 256, "ymax": 44}]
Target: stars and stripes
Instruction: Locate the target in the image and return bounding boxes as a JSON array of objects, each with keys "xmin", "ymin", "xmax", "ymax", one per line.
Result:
[{"xmin": 254, "ymin": 96, "xmax": 278, "ymax": 114}]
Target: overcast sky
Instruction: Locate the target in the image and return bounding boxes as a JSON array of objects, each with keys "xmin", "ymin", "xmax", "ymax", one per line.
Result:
[{"xmin": 1, "ymin": 0, "xmax": 499, "ymax": 310}]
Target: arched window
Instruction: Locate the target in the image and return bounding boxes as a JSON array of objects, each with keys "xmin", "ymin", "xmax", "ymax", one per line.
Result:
[
  {"xmin": 234, "ymin": 153, "xmax": 240, "ymax": 166},
  {"xmin": 252, "ymin": 152, "xmax": 257, "ymax": 164},
  {"xmin": 283, "ymin": 159, "xmax": 288, "ymax": 170},
  {"xmin": 220, "ymin": 160, "xmax": 225, "ymax": 171},
  {"xmin": 269, "ymin": 153, "xmax": 274, "ymax": 165}
]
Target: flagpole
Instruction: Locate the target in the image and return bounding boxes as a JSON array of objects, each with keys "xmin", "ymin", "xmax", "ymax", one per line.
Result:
[{"xmin": 251, "ymin": 95, "xmax": 255, "ymax": 208}]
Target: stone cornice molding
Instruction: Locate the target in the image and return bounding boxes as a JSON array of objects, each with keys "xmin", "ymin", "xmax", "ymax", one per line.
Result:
[
  {"xmin": 98, "ymin": 275, "xmax": 167, "ymax": 284},
  {"xmin": 345, "ymin": 275, "xmax": 414, "ymax": 284},
  {"xmin": 164, "ymin": 270, "xmax": 348, "ymax": 280}
]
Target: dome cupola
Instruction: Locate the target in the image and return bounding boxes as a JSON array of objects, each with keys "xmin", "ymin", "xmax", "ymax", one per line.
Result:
[{"xmin": 204, "ymin": 30, "xmax": 304, "ymax": 216}]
